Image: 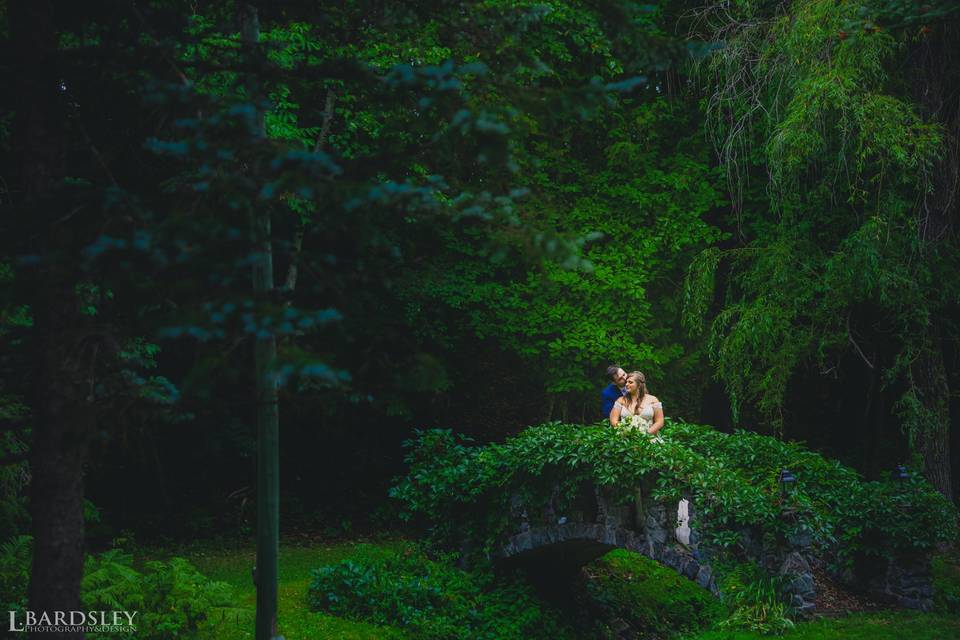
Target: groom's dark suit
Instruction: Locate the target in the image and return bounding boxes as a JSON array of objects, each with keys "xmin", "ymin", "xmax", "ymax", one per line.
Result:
[{"xmin": 601, "ymin": 383, "xmax": 624, "ymax": 420}]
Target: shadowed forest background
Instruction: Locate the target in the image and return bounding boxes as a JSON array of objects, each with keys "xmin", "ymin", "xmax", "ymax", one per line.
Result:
[{"xmin": 2, "ymin": 0, "xmax": 960, "ymax": 638}]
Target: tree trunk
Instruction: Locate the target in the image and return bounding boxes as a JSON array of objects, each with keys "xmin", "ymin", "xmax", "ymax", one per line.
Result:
[
  {"xmin": 909, "ymin": 22, "xmax": 960, "ymax": 502},
  {"xmin": 11, "ymin": 2, "xmax": 90, "ymax": 636},
  {"xmin": 240, "ymin": 4, "xmax": 280, "ymax": 639},
  {"xmin": 28, "ymin": 310, "xmax": 91, "ymax": 638},
  {"xmin": 911, "ymin": 339, "xmax": 953, "ymax": 502}
]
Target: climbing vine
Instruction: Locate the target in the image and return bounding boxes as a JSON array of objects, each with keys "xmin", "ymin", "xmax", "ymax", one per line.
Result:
[{"xmin": 391, "ymin": 421, "xmax": 956, "ymax": 569}]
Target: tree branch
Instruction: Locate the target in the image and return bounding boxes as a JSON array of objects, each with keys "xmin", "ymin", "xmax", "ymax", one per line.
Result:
[
  {"xmin": 847, "ymin": 315, "xmax": 875, "ymax": 370},
  {"xmin": 284, "ymin": 88, "xmax": 336, "ymax": 294}
]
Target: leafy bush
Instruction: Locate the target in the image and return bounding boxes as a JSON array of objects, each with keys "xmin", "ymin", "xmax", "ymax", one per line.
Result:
[{"xmin": 307, "ymin": 545, "xmax": 575, "ymax": 640}]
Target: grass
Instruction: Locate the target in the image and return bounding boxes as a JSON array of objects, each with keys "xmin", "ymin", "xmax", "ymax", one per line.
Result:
[
  {"xmin": 683, "ymin": 548, "xmax": 960, "ymax": 640},
  {"xmin": 683, "ymin": 612, "xmax": 960, "ymax": 639},
  {"xmin": 136, "ymin": 538, "xmax": 960, "ymax": 640},
  {"xmin": 175, "ymin": 538, "xmax": 410, "ymax": 639}
]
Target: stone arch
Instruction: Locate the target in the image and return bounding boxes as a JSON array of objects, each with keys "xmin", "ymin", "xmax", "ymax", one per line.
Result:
[{"xmin": 498, "ymin": 479, "xmax": 721, "ymax": 595}]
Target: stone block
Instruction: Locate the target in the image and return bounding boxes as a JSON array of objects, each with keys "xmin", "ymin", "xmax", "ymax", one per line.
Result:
[
  {"xmin": 779, "ymin": 551, "xmax": 812, "ymax": 578},
  {"xmin": 787, "ymin": 574, "xmax": 815, "ymax": 596},
  {"xmin": 646, "ymin": 524, "xmax": 668, "ymax": 544},
  {"xmin": 658, "ymin": 545, "xmax": 673, "ymax": 562},
  {"xmin": 896, "ymin": 596, "xmax": 933, "ymax": 612},
  {"xmin": 696, "ymin": 565, "xmax": 713, "ymax": 590},
  {"xmin": 682, "ymin": 558, "xmax": 700, "ymax": 580},
  {"xmin": 793, "ymin": 600, "xmax": 817, "ymax": 619}
]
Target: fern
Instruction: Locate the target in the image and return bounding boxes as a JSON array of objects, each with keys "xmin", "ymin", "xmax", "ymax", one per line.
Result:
[
  {"xmin": 0, "ymin": 535, "xmax": 31, "ymax": 612},
  {"xmin": 82, "ymin": 549, "xmax": 145, "ymax": 611}
]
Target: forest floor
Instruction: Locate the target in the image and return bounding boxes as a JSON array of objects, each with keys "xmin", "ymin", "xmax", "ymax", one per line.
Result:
[{"xmin": 146, "ymin": 535, "xmax": 960, "ymax": 639}]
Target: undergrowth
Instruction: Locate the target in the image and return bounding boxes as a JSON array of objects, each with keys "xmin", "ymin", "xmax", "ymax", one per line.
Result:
[{"xmin": 307, "ymin": 544, "xmax": 576, "ymax": 640}]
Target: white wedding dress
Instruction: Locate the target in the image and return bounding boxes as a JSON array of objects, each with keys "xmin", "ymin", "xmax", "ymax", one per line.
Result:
[{"xmin": 615, "ymin": 400, "xmax": 664, "ymax": 441}]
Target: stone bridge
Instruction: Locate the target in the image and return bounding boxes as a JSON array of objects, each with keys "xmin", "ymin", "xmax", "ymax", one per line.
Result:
[{"xmin": 494, "ymin": 476, "xmax": 933, "ymax": 614}]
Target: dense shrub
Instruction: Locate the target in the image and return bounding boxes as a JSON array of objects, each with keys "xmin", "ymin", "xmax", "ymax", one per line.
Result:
[{"xmin": 307, "ymin": 545, "xmax": 575, "ymax": 640}]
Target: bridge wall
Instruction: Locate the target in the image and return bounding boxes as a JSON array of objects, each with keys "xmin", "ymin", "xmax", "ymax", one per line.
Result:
[
  {"xmin": 499, "ymin": 478, "xmax": 818, "ymax": 614},
  {"xmin": 498, "ymin": 476, "xmax": 937, "ymax": 613}
]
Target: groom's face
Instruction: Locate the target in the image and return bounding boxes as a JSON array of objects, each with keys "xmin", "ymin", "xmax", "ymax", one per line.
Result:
[{"xmin": 614, "ymin": 369, "xmax": 627, "ymax": 387}]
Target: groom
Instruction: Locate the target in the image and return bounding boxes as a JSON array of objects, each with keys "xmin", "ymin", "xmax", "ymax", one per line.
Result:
[{"xmin": 601, "ymin": 365, "xmax": 627, "ymax": 419}]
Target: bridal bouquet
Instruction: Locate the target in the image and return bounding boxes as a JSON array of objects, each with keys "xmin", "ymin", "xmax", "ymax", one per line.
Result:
[
  {"xmin": 626, "ymin": 414, "xmax": 651, "ymax": 433},
  {"xmin": 621, "ymin": 414, "xmax": 663, "ymax": 443}
]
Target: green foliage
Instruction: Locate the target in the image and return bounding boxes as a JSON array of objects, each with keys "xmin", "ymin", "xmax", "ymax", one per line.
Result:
[
  {"xmin": 75, "ymin": 281, "xmax": 114, "ymax": 317},
  {"xmin": 0, "ymin": 536, "xmax": 235, "ymax": 640},
  {"xmin": 0, "ymin": 535, "xmax": 30, "ymax": 614},
  {"xmin": 582, "ymin": 549, "xmax": 723, "ymax": 635},
  {"xmin": 147, "ymin": 540, "xmax": 960, "ymax": 640},
  {"xmin": 668, "ymin": 422, "xmax": 957, "ymax": 567},
  {"xmin": 108, "ymin": 0, "xmax": 655, "ymax": 413},
  {"xmin": 138, "ymin": 558, "xmax": 235, "ymax": 639},
  {"xmin": 1, "ymin": 0, "xmax": 726, "ymax": 552},
  {"xmin": 307, "ymin": 544, "xmax": 574, "ymax": 640},
  {"xmin": 409, "ymin": 94, "xmax": 725, "ymax": 394},
  {"xmin": 715, "ymin": 562, "xmax": 795, "ymax": 635},
  {"xmin": 81, "ymin": 550, "xmax": 235, "ymax": 639},
  {"xmin": 933, "ymin": 551, "xmax": 960, "ymax": 614},
  {"xmin": 0, "ymin": 396, "xmax": 28, "ymax": 540},
  {"xmin": 186, "ymin": 540, "xmax": 417, "ymax": 639},
  {"xmin": 691, "ymin": 0, "xmax": 960, "ymax": 443},
  {"xmin": 391, "ymin": 421, "xmax": 955, "ymax": 568}
]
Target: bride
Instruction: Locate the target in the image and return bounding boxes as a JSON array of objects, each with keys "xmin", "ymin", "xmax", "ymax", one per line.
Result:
[{"xmin": 609, "ymin": 371, "xmax": 664, "ymax": 437}]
